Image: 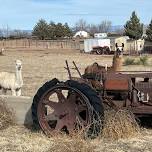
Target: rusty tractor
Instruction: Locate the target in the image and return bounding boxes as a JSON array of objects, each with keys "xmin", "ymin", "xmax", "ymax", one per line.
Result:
[{"xmin": 32, "ymin": 59, "xmax": 152, "ymax": 138}]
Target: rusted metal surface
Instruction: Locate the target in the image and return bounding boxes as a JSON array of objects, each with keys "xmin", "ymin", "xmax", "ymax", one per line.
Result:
[
  {"xmin": 104, "ymin": 79, "xmax": 129, "ymax": 91},
  {"xmin": 65, "ymin": 60, "xmax": 72, "ymax": 79},
  {"xmin": 72, "ymin": 61, "xmax": 82, "ymax": 78},
  {"xmin": 80, "ymin": 59, "xmax": 152, "ymax": 116},
  {"xmin": 32, "ymin": 60, "xmax": 152, "ymax": 137},
  {"xmin": 37, "ymin": 86, "xmax": 91, "ymax": 135}
]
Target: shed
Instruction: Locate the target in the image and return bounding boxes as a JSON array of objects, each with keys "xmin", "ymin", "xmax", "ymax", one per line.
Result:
[{"xmin": 108, "ymin": 36, "xmax": 128, "ymax": 52}]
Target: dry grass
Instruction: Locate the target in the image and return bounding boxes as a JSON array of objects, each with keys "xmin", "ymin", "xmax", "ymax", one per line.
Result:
[
  {"xmin": 49, "ymin": 136, "xmax": 95, "ymax": 152},
  {"xmin": 102, "ymin": 110, "xmax": 140, "ymax": 140},
  {"xmin": 0, "ymin": 48, "xmax": 152, "ymax": 151},
  {"xmin": 1, "ymin": 125, "xmax": 152, "ymax": 152},
  {"xmin": 0, "ymin": 49, "xmax": 152, "ymax": 97},
  {"xmin": 0, "ymin": 98, "xmax": 15, "ymax": 130},
  {"xmin": 0, "ymin": 95, "xmax": 141, "ymax": 152},
  {"xmin": 0, "ymin": 48, "xmax": 115, "ymax": 96},
  {"xmin": 0, "ymin": 126, "xmax": 95, "ymax": 152}
]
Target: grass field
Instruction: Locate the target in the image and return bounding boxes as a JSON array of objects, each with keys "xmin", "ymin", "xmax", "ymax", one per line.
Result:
[
  {"xmin": 1, "ymin": 48, "xmax": 152, "ymax": 152},
  {"xmin": 0, "ymin": 48, "xmax": 152, "ymax": 97}
]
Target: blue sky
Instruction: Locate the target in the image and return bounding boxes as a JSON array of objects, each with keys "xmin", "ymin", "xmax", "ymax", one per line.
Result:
[{"xmin": 0, "ymin": 0, "xmax": 151, "ymax": 30}]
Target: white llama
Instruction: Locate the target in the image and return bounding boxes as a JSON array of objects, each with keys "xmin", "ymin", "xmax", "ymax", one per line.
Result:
[
  {"xmin": 0, "ymin": 60, "xmax": 23, "ymax": 96},
  {"xmin": 0, "ymin": 48, "xmax": 4, "ymax": 55}
]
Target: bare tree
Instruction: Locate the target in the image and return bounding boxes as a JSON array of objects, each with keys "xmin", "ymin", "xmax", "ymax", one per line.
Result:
[
  {"xmin": 0, "ymin": 29, "xmax": 3, "ymax": 37},
  {"xmin": 115, "ymin": 27, "xmax": 124, "ymax": 35},
  {"xmin": 10, "ymin": 29, "xmax": 30, "ymax": 38},
  {"xmin": 2, "ymin": 25, "xmax": 11, "ymax": 38},
  {"xmin": 87, "ymin": 24, "xmax": 99, "ymax": 36},
  {"xmin": 74, "ymin": 19, "xmax": 88, "ymax": 31},
  {"xmin": 98, "ymin": 20, "xmax": 112, "ymax": 33}
]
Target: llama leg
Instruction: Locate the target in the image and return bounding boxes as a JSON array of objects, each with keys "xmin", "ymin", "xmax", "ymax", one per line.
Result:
[
  {"xmin": 11, "ymin": 89, "xmax": 16, "ymax": 96},
  {"xmin": 2, "ymin": 88, "xmax": 7, "ymax": 95},
  {"xmin": 16, "ymin": 89, "xmax": 21, "ymax": 96}
]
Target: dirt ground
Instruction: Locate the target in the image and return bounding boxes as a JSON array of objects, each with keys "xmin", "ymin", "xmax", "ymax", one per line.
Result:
[{"xmin": 1, "ymin": 48, "xmax": 152, "ymax": 152}]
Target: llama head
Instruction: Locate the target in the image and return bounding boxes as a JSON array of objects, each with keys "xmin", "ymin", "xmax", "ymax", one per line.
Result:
[
  {"xmin": 15, "ymin": 60, "xmax": 22, "ymax": 70},
  {"xmin": 115, "ymin": 43, "xmax": 124, "ymax": 57}
]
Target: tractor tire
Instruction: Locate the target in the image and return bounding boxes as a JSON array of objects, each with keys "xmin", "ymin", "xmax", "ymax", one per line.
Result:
[
  {"xmin": 32, "ymin": 79, "xmax": 104, "ymax": 138},
  {"xmin": 66, "ymin": 80, "xmax": 104, "ymax": 137},
  {"xmin": 32, "ymin": 78, "xmax": 59, "ymax": 130}
]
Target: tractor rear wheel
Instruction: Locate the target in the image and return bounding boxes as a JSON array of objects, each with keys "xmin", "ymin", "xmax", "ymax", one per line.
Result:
[{"xmin": 32, "ymin": 79, "xmax": 104, "ymax": 138}]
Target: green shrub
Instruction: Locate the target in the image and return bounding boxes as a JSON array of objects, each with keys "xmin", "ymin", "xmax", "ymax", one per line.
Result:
[
  {"xmin": 139, "ymin": 56, "xmax": 148, "ymax": 66},
  {"xmin": 124, "ymin": 58, "xmax": 135, "ymax": 66},
  {"xmin": 124, "ymin": 56, "xmax": 149, "ymax": 66}
]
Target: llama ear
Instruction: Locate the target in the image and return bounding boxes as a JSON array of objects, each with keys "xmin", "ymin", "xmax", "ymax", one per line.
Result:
[
  {"xmin": 122, "ymin": 43, "xmax": 124, "ymax": 47},
  {"xmin": 115, "ymin": 43, "xmax": 118, "ymax": 48}
]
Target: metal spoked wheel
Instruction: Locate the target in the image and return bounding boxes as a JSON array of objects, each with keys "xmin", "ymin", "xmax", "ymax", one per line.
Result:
[
  {"xmin": 37, "ymin": 86, "xmax": 92, "ymax": 135},
  {"xmin": 32, "ymin": 79, "xmax": 104, "ymax": 138}
]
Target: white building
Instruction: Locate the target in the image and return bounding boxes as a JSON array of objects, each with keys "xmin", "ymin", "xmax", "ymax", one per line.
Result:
[
  {"xmin": 73, "ymin": 31, "xmax": 89, "ymax": 38},
  {"xmin": 94, "ymin": 33, "xmax": 107, "ymax": 39}
]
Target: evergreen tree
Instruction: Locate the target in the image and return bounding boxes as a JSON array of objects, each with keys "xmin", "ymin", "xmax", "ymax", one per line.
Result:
[
  {"xmin": 49, "ymin": 21, "xmax": 56, "ymax": 39},
  {"xmin": 146, "ymin": 19, "xmax": 152, "ymax": 42},
  {"xmin": 55, "ymin": 23, "xmax": 65, "ymax": 38},
  {"xmin": 64, "ymin": 23, "xmax": 73, "ymax": 37},
  {"xmin": 32, "ymin": 19, "xmax": 73, "ymax": 39},
  {"xmin": 32, "ymin": 19, "xmax": 49, "ymax": 40},
  {"xmin": 124, "ymin": 11, "xmax": 143, "ymax": 40}
]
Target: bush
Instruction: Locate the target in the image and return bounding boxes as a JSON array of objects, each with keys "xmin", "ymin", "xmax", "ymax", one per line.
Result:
[
  {"xmin": 0, "ymin": 98, "xmax": 15, "ymax": 130},
  {"xmin": 139, "ymin": 56, "xmax": 148, "ymax": 66},
  {"xmin": 124, "ymin": 58, "xmax": 135, "ymax": 65},
  {"xmin": 124, "ymin": 56, "xmax": 149, "ymax": 66},
  {"xmin": 102, "ymin": 110, "xmax": 140, "ymax": 140}
]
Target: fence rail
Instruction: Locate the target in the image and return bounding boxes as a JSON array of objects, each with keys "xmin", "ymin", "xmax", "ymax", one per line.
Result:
[{"xmin": 0, "ymin": 39, "xmax": 80, "ymax": 50}]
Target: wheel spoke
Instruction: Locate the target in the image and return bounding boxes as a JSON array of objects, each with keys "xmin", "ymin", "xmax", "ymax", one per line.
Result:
[
  {"xmin": 66, "ymin": 123, "xmax": 75, "ymax": 133},
  {"xmin": 43, "ymin": 99, "xmax": 59, "ymax": 109},
  {"xmin": 67, "ymin": 92, "xmax": 77, "ymax": 102},
  {"xmin": 56, "ymin": 89, "xmax": 66, "ymax": 102},
  {"xmin": 76, "ymin": 105, "xmax": 87, "ymax": 113},
  {"xmin": 55, "ymin": 120, "xmax": 64, "ymax": 130},
  {"xmin": 45, "ymin": 112, "xmax": 58, "ymax": 121}
]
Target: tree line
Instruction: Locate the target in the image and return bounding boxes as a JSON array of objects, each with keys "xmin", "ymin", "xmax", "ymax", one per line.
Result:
[
  {"xmin": 32, "ymin": 19, "xmax": 113, "ymax": 40},
  {"xmin": 32, "ymin": 20, "xmax": 73, "ymax": 40},
  {"xmin": 0, "ymin": 11, "xmax": 152, "ymax": 42},
  {"xmin": 32, "ymin": 11, "xmax": 152, "ymax": 42}
]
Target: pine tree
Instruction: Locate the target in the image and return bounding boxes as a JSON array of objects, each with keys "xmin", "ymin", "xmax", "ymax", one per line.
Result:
[
  {"xmin": 64, "ymin": 23, "xmax": 73, "ymax": 37},
  {"xmin": 32, "ymin": 19, "xmax": 50, "ymax": 40},
  {"xmin": 124, "ymin": 11, "xmax": 143, "ymax": 40},
  {"xmin": 55, "ymin": 23, "xmax": 65, "ymax": 38},
  {"xmin": 49, "ymin": 21, "xmax": 56, "ymax": 39},
  {"xmin": 146, "ymin": 20, "xmax": 152, "ymax": 42}
]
